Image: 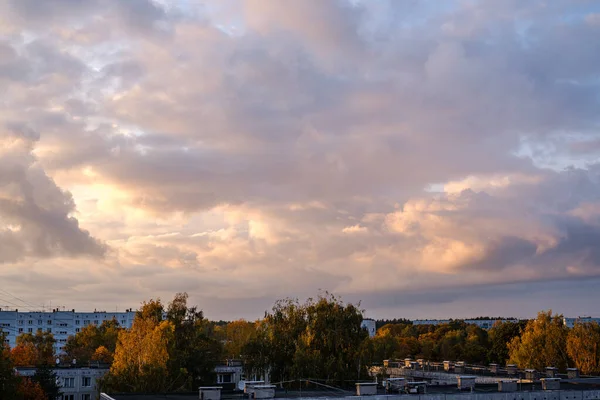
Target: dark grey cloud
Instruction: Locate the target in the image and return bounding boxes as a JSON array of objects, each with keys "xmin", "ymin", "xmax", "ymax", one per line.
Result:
[{"xmin": 0, "ymin": 123, "xmax": 106, "ymax": 263}]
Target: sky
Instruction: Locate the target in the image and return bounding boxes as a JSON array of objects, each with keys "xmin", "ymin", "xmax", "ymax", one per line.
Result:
[{"xmin": 1, "ymin": 0, "xmax": 600, "ymax": 321}]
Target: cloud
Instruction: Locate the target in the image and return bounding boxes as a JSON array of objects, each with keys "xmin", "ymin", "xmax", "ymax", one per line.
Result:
[
  {"xmin": 0, "ymin": 123, "xmax": 106, "ymax": 263},
  {"xmin": 1, "ymin": 0, "xmax": 600, "ymax": 317}
]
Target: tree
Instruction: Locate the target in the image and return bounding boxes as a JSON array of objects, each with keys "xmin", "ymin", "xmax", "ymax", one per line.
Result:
[
  {"xmin": 0, "ymin": 333, "xmax": 18, "ymax": 399},
  {"xmin": 16, "ymin": 377, "xmax": 46, "ymax": 400},
  {"xmin": 105, "ymin": 299, "xmax": 174, "ymax": 393},
  {"xmin": 567, "ymin": 322, "xmax": 600, "ymax": 375},
  {"xmin": 223, "ymin": 320, "xmax": 256, "ymax": 359},
  {"xmin": 244, "ymin": 293, "xmax": 368, "ymax": 386},
  {"xmin": 244, "ymin": 298, "xmax": 307, "ymax": 383},
  {"xmin": 165, "ymin": 292, "xmax": 222, "ymax": 391},
  {"xmin": 11, "ymin": 341, "xmax": 38, "ymax": 366},
  {"xmin": 508, "ymin": 310, "xmax": 568, "ymax": 370},
  {"xmin": 488, "ymin": 320, "xmax": 526, "ymax": 365},
  {"xmin": 63, "ymin": 319, "xmax": 121, "ymax": 364},
  {"xmin": 15, "ymin": 331, "xmax": 56, "ymax": 366},
  {"xmin": 92, "ymin": 345, "xmax": 114, "ymax": 364},
  {"xmin": 32, "ymin": 362, "xmax": 61, "ymax": 400}
]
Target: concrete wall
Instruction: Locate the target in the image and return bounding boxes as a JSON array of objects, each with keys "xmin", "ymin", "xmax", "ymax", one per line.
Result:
[{"xmin": 294, "ymin": 390, "xmax": 600, "ymax": 400}]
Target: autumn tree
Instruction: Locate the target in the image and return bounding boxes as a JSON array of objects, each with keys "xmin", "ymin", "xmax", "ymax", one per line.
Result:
[
  {"xmin": 17, "ymin": 377, "xmax": 46, "ymax": 400},
  {"xmin": 567, "ymin": 322, "xmax": 600, "ymax": 375},
  {"xmin": 12, "ymin": 331, "xmax": 56, "ymax": 366},
  {"xmin": 10, "ymin": 341, "xmax": 38, "ymax": 366},
  {"xmin": 104, "ymin": 294, "xmax": 220, "ymax": 393},
  {"xmin": 223, "ymin": 319, "xmax": 256, "ymax": 359},
  {"xmin": 508, "ymin": 310, "xmax": 568, "ymax": 370},
  {"xmin": 104, "ymin": 299, "xmax": 174, "ymax": 393},
  {"xmin": 63, "ymin": 319, "xmax": 121, "ymax": 364}
]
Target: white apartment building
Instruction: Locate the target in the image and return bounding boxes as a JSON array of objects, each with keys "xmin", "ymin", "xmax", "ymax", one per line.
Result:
[
  {"xmin": 411, "ymin": 319, "xmax": 519, "ymax": 329},
  {"xmin": 563, "ymin": 316, "xmax": 600, "ymax": 328},
  {"xmin": 16, "ymin": 365, "xmax": 109, "ymax": 400},
  {"xmin": 0, "ymin": 309, "xmax": 136, "ymax": 353},
  {"xmin": 361, "ymin": 319, "xmax": 377, "ymax": 338}
]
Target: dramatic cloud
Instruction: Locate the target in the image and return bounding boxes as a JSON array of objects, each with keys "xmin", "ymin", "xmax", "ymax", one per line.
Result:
[{"xmin": 1, "ymin": 0, "xmax": 600, "ymax": 318}]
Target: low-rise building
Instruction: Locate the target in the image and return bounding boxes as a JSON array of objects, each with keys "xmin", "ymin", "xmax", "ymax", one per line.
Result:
[
  {"xmin": 214, "ymin": 359, "xmax": 269, "ymax": 391},
  {"xmin": 16, "ymin": 365, "xmax": 109, "ymax": 400}
]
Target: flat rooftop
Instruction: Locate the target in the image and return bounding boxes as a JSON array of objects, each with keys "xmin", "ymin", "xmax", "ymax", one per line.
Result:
[{"xmin": 106, "ymin": 381, "xmax": 600, "ymax": 400}]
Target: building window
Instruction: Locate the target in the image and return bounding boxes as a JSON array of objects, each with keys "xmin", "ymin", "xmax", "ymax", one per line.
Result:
[
  {"xmin": 63, "ymin": 395, "xmax": 75, "ymax": 400},
  {"xmin": 18, "ymin": 320, "xmax": 23, "ymax": 325},
  {"xmin": 18, "ymin": 328, "xmax": 23, "ymax": 333},
  {"xmin": 93, "ymin": 320, "xmax": 99, "ymax": 325},
  {"xmin": 47, "ymin": 320, "xmax": 52, "ymax": 325},
  {"xmin": 75, "ymin": 328, "xmax": 80, "ymax": 333},
  {"xmin": 47, "ymin": 328, "xmax": 51, "ymax": 333},
  {"xmin": 63, "ymin": 377, "xmax": 75, "ymax": 388},
  {"xmin": 82, "ymin": 376, "xmax": 91, "ymax": 387},
  {"xmin": 83, "ymin": 320, "xmax": 90, "ymax": 326},
  {"xmin": 28, "ymin": 320, "xmax": 33, "ymax": 325},
  {"xmin": 121, "ymin": 320, "xmax": 126, "ymax": 325},
  {"xmin": 75, "ymin": 320, "xmax": 80, "ymax": 325},
  {"xmin": 81, "ymin": 395, "xmax": 91, "ymax": 400},
  {"xmin": 27, "ymin": 328, "xmax": 32, "ymax": 333},
  {"xmin": 38, "ymin": 320, "xmax": 42, "ymax": 325}
]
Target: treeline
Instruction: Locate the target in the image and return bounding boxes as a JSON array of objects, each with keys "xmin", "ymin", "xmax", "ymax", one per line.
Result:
[
  {"xmin": 370, "ymin": 311, "xmax": 600, "ymax": 375},
  {"xmin": 4, "ymin": 296, "xmax": 600, "ymax": 398}
]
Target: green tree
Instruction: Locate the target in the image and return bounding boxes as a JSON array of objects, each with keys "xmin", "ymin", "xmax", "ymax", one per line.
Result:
[
  {"xmin": 488, "ymin": 320, "xmax": 526, "ymax": 365},
  {"xmin": 0, "ymin": 333, "xmax": 18, "ymax": 399},
  {"xmin": 32, "ymin": 362, "xmax": 61, "ymax": 400},
  {"xmin": 244, "ymin": 294, "xmax": 368, "ymax": 386},
  {"xmin": 508, "ymin": 310, "xmax": 568, "ymax": 370},
  {"xmin": 567, "ymin": 322, "xmax": 600, "ymax": 375},
  {"xmin": 165, "ymin": 292, "xmax": 222, "ymax": 391},
  {"xmin": 244, "ymin": 298, "xmax": 307, "ymax": 383},
  {"xmin": 369, "ymin": 329, "xmax": 399, "ymax": 361}
]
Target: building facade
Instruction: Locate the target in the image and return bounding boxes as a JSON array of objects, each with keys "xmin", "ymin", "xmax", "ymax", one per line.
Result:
[
  {"xmin": 563, "ymin": 316, "xmax": 600, "ymax": 328},
  {"xmin": 16, "ymin": 365, "xmax": 109, "ymax": 400},
  {"xmin": 412, "ymin": 319, "xmax": 519, "ymax": 329},
  {"xmin": 361, "ymin": 319, "xmax": 377, "ymax": 338},
  {"xmin": 214, "ymin": 359, "xmax": 269, "ymax": 390},
  {"xmin": 0, "ymin": 309, "xmax": 136, "ymax": 353}
]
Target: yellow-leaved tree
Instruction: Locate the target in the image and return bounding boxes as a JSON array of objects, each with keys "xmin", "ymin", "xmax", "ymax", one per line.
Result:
[
  {"xmin": 567, "ymin": 322, "xmax": 600, "ymax": 375},
  {"xmin": 507, "ymin": 310, "xmax": 568, "ymax": 370},
  {"xmin": 104, "ymin": 299, "xmax": 175, "ymax": 393}
]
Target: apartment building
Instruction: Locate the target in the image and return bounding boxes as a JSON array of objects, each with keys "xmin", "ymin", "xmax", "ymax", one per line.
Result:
[{"xmin": 0, "ymin": 309, "xmax": 136, "ymax": 353}]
